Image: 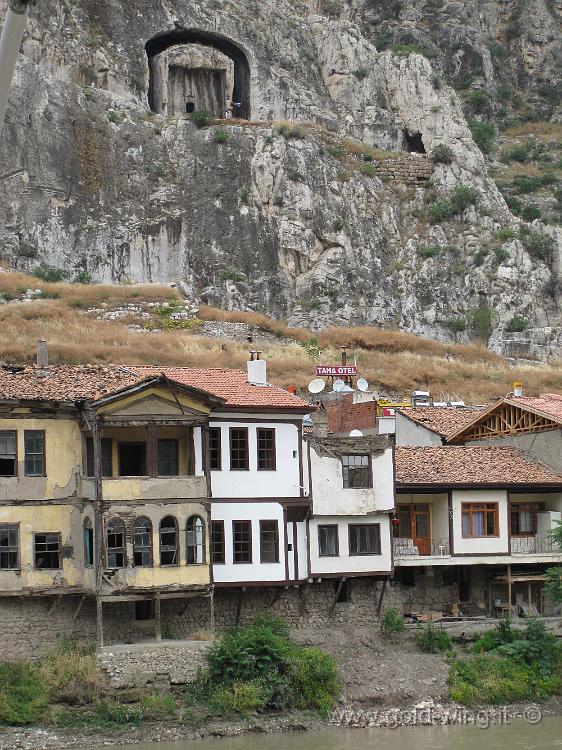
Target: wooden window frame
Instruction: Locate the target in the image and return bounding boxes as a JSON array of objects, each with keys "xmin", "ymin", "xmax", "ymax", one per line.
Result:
[
  {"xmin": 186, "ymin": 515, "xmax": 206, "ymax": 565},
  {"xmin": 318, "ymin": 524, "xmax": 339, "ymax": 557},
  {"xmin": 211, "ymin": 520, "xmax": 226, "ymax": 564},
  {"xmin": 259, "ymin": 519, "xmax": 280, "ymax": 563},
  {"xmin": 0, "ymin": 430, "xmax": 17, "ymax": 477},
  {"xmin": 24, "ymin": 430, "xmax": 46, "ymax": 477},
  {"xmin": 159, "ymin": 515, "xmax": 179, "ymax": 567},
  {"xmin": 106, "ymin": 518, "xmax": 127, "ymax": 568},
  {"xmin": 232, "ymin": 520, "xmax": 252, "ymax": 564},
  {"xmin": 341, "ymin": 454, "xmax": 372, "ymax": 489},
  {"xmin": 461, "ymin": 502, "xmax": 499, "ymax": 538},
  {"xmin": 133, "ymin": 516, "xmax": 153, "ymax": 567},
  {"xmin": 33, "ymin": 531, "xmax": 62, "ymax": 570},
  {"xmin": 156, "ymin": 438, "xmax": 179, "ymax": 477},
  {"xmin": 257, "ymin": 428, "xmax": 276, "ymax": 471},
  {"xmin": 348, "ymin": 523, "xmax": 381, "ymax": 556},
  {"xmin": 229, "ymin": 427, "xmax": 249, "ymax": 471},
  {"xmin": 85, "ymin": 437, "xmax": 113, "ymax": 478},
  {"xmin": 83, "ymin": 518, "xmax": 94, "ymax": 567},
  {"xmin": 510, "ymin": 502, "xmax": 544, "ymax": 537},
  {"xmin": 0, "ymin": 523, "xmax": 20, "ymax": 570},
  {"xmin": 209, "ymin": 427, "xmax": 222, "ymax": 471}
]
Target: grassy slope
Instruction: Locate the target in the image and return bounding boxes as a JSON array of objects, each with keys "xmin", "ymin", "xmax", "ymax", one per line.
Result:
[{"xmin": 1, "ymin": 271, "xmax": 562, "ymax": 402}]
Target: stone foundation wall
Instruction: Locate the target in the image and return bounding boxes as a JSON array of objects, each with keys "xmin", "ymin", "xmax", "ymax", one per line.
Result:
[
  {"xmin": 97, "ymin": 641, "xmax": 208, "ymax": 688},
  {"xmin": 378, "ymin": 156, "xmax": 433, "ymax": 184}
]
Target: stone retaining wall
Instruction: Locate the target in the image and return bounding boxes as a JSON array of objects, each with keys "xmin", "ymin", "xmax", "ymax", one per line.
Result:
[
  {"xmin": 97, "ymin": 641, "xmax": 208, "ymax": 688},
  {"xmin": 378, "ymin": 156, "xmax": 433, "ymax": 184}
]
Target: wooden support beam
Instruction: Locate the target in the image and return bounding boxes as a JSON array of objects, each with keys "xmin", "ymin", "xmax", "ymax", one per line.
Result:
[
  {"xmin": 73, "ymin": 594, "xmax": 86, "ymax": 621},
  {"xmin": 96, "ymin": 598, "xmax": 104, "ymax": 648},
  {"xmin": 48, "ymin": 595, "xmax": 62, "ymax": 615},
  {"xmin": 298, "ymin": 584, "xmax": 308, "ymax": 614},
  {"xmin": 507, "ymin": 564, "xmax": 512, "ymax": 615},
  {"xmin": 330, "ymin": 580, "xmax": 345, "ymax": 617},
  {"xmin": 270, "ymin": 587, "xmax": 282, "ymax": 607},
  {"xmin": 235, "ymin": 589, "xmax": 242, "ymax": 626},
  {"xmin": 155, "ymin": 594, "xmax": 162, "ymax": 643},
  {"xmin": 209, "ymin": 590, "xmax": 215, "ymax": 637},
  {"xmin": 376, "ymin": 579, "xmax": 388, "ymax": 618}
]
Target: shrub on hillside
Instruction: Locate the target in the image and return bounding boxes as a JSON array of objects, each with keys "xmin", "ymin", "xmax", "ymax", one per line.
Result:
[
  {"xmin": 380, "ymin": 607, "xmax": 406, "ymax": 636},
  {"xmin": 416, "ymin": 622, "xmax": 453, "ymax": 654},
  {"xmin": 190, "ymin": 110, "xmax": 211, "ymax": 128},
  {"xmin": 430, "ymin": 144, "xmax": 454, "ymax": 164},
  {"xmin": 505, "ymin": 314, "xmax": 528, "ymax": 333},
  {"xmin": 518, "ymin": 227, "xmax": 555, "ymax": 260},
  {"xmin": 0, "ymin": 662, "xmax": 48, "ymax": 725},
  {"xmin": 33, "ymin": 265, "xmax": 68, "ymax": 283},
  {"xmin": 468, "ymin": 119, "xmax": 496, "ymax": 154}
]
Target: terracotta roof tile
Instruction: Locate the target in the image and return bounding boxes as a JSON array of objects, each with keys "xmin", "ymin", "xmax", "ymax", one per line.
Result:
[
  {"xmin": 395, "ymin": 446, "xmax": 562, "ymax": 487},
  {"xmin": 0, "ymin": 364, "xmax": 311, "ymax": 411},
  {"xmin": 509, "ymin": 394, "xmax": 562, "ymax": 423},
  {"xmin": 396, "ymin": 407, "xmax": 484, "ymax": 438}
]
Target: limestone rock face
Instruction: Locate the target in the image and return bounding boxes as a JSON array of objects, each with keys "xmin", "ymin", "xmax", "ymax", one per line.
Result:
[{"xmin": 0, "ymin": 0, "xmax": 560, "ymax": 358}]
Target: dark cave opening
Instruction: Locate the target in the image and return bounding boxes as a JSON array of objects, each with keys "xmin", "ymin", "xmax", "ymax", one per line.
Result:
[{"xmin": 403, "ymin": 129, "xmax": 426, "ymax": 154}]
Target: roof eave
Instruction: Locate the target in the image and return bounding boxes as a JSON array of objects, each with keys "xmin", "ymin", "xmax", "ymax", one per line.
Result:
[{"xmin": 396, "ymin": 482, "xmax": 562, "ymax": 492}]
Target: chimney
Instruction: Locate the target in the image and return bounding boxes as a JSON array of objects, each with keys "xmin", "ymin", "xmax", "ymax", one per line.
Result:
[
  {"xmin": 513, "ymin": 381, "xmax": 524, "ymax": 397},
  {"xmin": 247, "ymin": 351, "xmax": 267, "ymax": 386},
  {"xmin": 36, "ymin": 339, "xmax": 49, "ymax": 377}
]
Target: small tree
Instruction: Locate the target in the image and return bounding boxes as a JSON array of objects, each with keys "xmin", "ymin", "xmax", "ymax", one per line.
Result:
[
  {"xmin": 545, "ymin": 521, "xmax": 562, "ymax": 605},
  {"xmin": 380, "ymin": 607, "xmax": 406, "ymax": 637}
]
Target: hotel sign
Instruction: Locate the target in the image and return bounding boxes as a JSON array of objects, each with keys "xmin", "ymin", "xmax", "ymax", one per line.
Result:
[{"xmin": 316, "ymin": 365, "xmax": 358, "ymax": 376}]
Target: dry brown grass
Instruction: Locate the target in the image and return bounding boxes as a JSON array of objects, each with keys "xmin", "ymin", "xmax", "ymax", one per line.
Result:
[
  {"xmin": 0, "ymin": 270, "xmax": 176, "ymax": 304},
  {"xmin": 503, "ymin": 122, "xmax": 562, "ymax": 139},
  {"xmin": 1, "ymin": 279, "xmax": 562, "ymax": 402}
]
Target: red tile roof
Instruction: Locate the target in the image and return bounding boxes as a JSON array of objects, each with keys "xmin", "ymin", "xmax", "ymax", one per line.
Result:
[
  {"xmin": 395, "ymin": 446, "xmax": 562, "ymax": 487},
  {"xmin": 0, "ymin": 364, "xmax": 311, "ymax": 411},
  {"xmin": 396, "ymin": 407, "xmax": 483, "ymax": 439},
  {"xmin": 508, "ymin": 394, "xmax": 562, "ymax": 424}
]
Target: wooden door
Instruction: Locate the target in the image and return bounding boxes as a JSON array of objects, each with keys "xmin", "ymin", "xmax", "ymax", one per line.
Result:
[{"xmin": 413, "ymin": 504, "xmax": 431, "ymax": 556}]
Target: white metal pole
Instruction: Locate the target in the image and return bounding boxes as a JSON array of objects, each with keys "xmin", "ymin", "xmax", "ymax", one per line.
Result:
[{"xmin": 0, "ymin": 1, "xmax": 31, "ymax": 135}]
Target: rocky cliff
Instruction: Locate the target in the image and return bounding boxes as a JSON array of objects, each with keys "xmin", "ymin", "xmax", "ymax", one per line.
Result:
[{"xmin": 0, "ymin": 0, "xmax": 560, "ymax": 358}]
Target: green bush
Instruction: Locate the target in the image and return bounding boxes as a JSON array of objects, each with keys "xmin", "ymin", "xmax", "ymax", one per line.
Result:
[
  {"xmin": 448, "ymin": 654, "xmax": 558, "ymax": 705},
  {"xmin": 505, "ymin": 314, "xmax": 528, "ymax": 332},
  {"xmin": 38, "ymin": 639, "xmax": 99, "ymax": 706},
  {"xmin": 380, "ymin": 607, "xmax": 406, "ymax": 636},
  {"xmin": 509, "ymin": 173, "xmax": 558, "ymax": 195},
  {"xmin": 0, "ymin": 662, "xmax": 48, "ymax": 725},
  {"xmin": 518, "ymin": 227, "xmax": 555, "ymax": 260},
  {"xmin": 502, "ymin": 143, "xmax": 530, "ymax": 163},
  {"xmin": 274, "ymin": 124, "xmax": 306, "ymax": 140},
  {"xmin": 290, "ymin": 646, "xmax": 340, "ymax": 716},
  {"xmin": 468, "ymin": 119, "xmax": 496, "ymax": 154},
  {"xmin": 430, "ymin": 144, "xmax": 454, "ymax": 164},
  {"xmin": 416, "ymin": 622, "xmax": 453, "ymax": 654},
  {"xmin": 139, "ymin": 694, "xmax": 177, "ymax": 720},
  {"xmin": 447, "ymin": 317, "xmax": 467, "ymax": 333},
  {"xmin": 466, "ymin": 89, "xmax": 490, "ymax": 114},
  {"xmin": 494, "ymin": 247, "xmax": 509, "ymax": 264},
  {"xmin": 33, "ymin": 265, "xmax": 68, "ymax": 282},
  {"xmin": 498, "ymin": 619, "xmax": 562, "ymax": 676},
  {"xmin": 190, "ymin": 110, "xmax": 211, "ymax": 128},
  {"xmin": 333, "ymin": 218, "xmax": 344, "ymax": 232},
  {"xmin": 494, "ymin": 227, "xmax": 518, "ymax": 241},
  {"xmin": 212, "ymin": 681, "xmax": 265, "ymax": 716},
  {"xmin": 470, "ymin": 305, "xmax": 493, "ymax": 340},
  {"xmin": 359, "ymin": 162, "xmax": 377, "ymax": 177},
  {"xmin": 74, "ymin": 270, "xmax": 92, "ymax": 284},
  {"xmin": 520, "ymin": 204, "xmax": 541, "ymax": 221},
  {"xmin": 472, "ymin": 617, "xmax": 520, "ymax": 653},
  {"xmin": 451, "ymin": 185, "xmax": 478, "ymax": 212},
  {"xmin": 199, "ymin": 616, "xmax": 339, "ymax": 718},
  {"xmin": 107, "ymin": 110, "xmax": 124, "ymax": 125},
  {"xmin": 212, "ymin": 128, "xmax": 229, "ymax": 144},
  {"xmin": 429, "ymin": 200, "xmax": 454, "ymax": 224},
  {"xmin": 417, "ymin": 245, "xmax": 441, "ymax": 258},
  {"xmin": 473, "ymin": 248, "xmax": 488, "ymax": 266},
  {"xmin": 391, "ymin": 43, "xmax": 437, "ymax": 58}
]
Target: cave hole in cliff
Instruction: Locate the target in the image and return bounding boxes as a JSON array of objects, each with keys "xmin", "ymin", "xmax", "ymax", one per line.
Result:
[
  {"xmin": 146, "ymin": 29, "xmax": 251, "ymax": 119},
  {"xmin": 403, "ymin": 129, "xmax": 426, "ymax": 154}
]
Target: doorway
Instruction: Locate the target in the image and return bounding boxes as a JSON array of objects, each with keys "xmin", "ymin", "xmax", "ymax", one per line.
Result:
[{"xmin": 398, "ymin": 504, "xmax": 431, "ymax": 556}]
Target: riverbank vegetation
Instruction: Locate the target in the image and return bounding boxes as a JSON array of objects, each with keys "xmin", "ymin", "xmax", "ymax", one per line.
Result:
[
  {"xmin": 448, "ymin": 618, "xmax": 561, "ymax": 705},
  {"xmin": 0, "ymin": 618, "xmax": 339, "ymax": 730}
]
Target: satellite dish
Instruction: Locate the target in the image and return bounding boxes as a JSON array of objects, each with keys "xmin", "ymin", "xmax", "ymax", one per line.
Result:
[
  {"xmin": 308, "ymin": 378, "xmax": 326, "ymax": 394},
  {"xmin": 357, "ymin": 378, "xmax": 369, "ymax": 392},
  {"xmin": 333, "ymin": 379, "xmax": 346, "ymax": 392},
  {"xmin": 349, "ymin": 429, "xmax": 363, "ymax": 437}
]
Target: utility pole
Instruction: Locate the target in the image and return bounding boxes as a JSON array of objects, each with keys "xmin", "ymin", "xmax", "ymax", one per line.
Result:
[{"xmin": 0, "ymin": 1, "xmax": 32, "ymax": 135}]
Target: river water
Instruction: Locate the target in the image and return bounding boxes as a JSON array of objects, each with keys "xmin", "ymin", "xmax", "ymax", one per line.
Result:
[{"xmin": 87, "ymin": 718, "xmax": 562, "ymax": 750}]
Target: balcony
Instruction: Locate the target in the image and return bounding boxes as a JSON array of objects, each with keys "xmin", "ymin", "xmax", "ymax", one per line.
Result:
[
  {"xmin": 511, "ymin": 536, "xmax": 559, "ymax": 555},
  {"xmin": 393, "ymin": 537, "xmax": 450, "ymax": 558}
]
